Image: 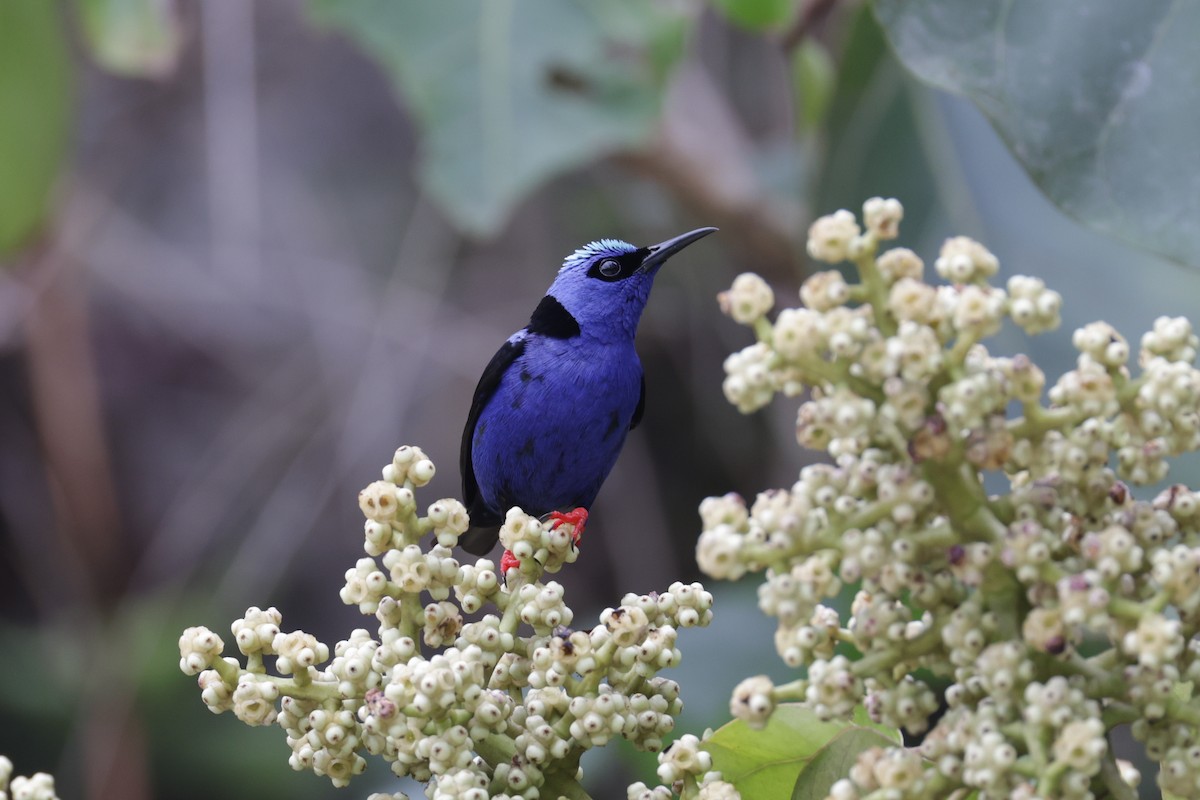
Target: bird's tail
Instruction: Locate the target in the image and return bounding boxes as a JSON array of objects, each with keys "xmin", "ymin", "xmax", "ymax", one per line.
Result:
[{"xmin": 458, "ymin": 526, "xmax": 500, "ymax": 556}]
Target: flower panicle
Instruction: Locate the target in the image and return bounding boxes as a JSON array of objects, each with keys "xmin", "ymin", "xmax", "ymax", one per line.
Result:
[
  {"xmin": 704, "ymin": 198, "xmax": 1200, "ymax": 799},
  {"xmin": 181, "ymin": 446, "xmax": 715, "ymax": 796}
]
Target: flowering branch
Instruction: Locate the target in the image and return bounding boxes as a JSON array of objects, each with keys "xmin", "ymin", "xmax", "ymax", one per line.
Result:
[
  {"xmin": 695, "ymin": 198, "xmax": 1200, "ymax": 799},
  {"xmin": 180, "ymin": 446, "xmax": 718, "ymax": 798}
]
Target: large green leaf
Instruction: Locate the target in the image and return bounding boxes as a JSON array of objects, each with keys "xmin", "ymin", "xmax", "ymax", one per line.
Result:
[
  {"xmin": 789, "ymin": 727, "xmax": 895, "ymax": 800},
  {"xmin": 814, "ymin": 7, "xmax": 947, "ymax": 248},
  {"xmin": 0, "ymin": 1, "xmax": 71, "ymax": 256},
  {"xmin": 709, "ymin": 0, "xmax": 797, "ymax": 31},
  {"xmin": 307, "ymin": 0, "xmax": 686, "ymax": 236},
  {"xmin": 874, "ymin": 0, "xmax": 1200, "ymax": 267},
  {"xmin": 704, "ymin": 705, "xmax": 898, "ymax": 799},
  {"xmin": 78, "ymin": 0, "xmax": 183, "ymax": 78}
]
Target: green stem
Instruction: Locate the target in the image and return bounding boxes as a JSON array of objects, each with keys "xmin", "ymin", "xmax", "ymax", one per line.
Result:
[
  {"xmin": 988, "ymin": 494, "xmax": 1015, "ymax": 525},
  {"xmin": 1036, "ymin": 760, "xmax": 1068, "ymax": 795},
  {"xmin": 262, "ymin": 674, "xmax": 341, "ymax": 702},
  {"xmin": 576, "ymin": 637, "xmax": 618, "ymax": 696},
  {"xmin": 1008, "ymin": 403, "xmax": 1080, "ymax": 441},
  {"xmin": 1007, "ymin": 372, "xmax": 1144, "ymax": 443},
  {"xmin": 1166, "ymin": 695, "xmax": 1200, "ymax": 727},
  {"xmin": 853, "ymin": 240, "xmax": 895, "ymax": 338},
  {"xmin": 552, "ymin": 714, "xmax": 574, "ymax": 741},
  {"xmin": 767, "ymin": 346, "xmax": 884, "ymax": 402},
  {"xmin": 210, "ymin": 654, "xmax": 240, "ymax": 686},
  {"xmin": 851, "ymin": 621, "xmax": 943, "ymax": 678},
  {"xmin": 1090, "ymin": 647, "xmax": 1121, "ymax": 671},
  {"xmin": 395, "ymin": 503, "xmax": 427, "ymax": 547},
  {"xmin": 291, "ymin": 666, "xmax": 312, "ymax": 688},
  {"xmin": 739, "ymin": 495, "xmax": 903, "ymax": 571},
  {"xmin": 1148, "ymin": 591, "xmax": 1171, "ymax": 614},
  {"xmin": 1107, "ymin": 597, "xmax": 1146, "ymax": 623},
  {"xmin": 920, "ymin": 460, "xmax": 1007, "ymax": 543},
  {"xmin": 909, "ymin": 523, "xmax": 957, "ymax": 550},
  {"xmin": 475, "ymin": 733, "xmax": 518, "ymax": 766},
  {"xmin": 1021, "ymin": 720, "xmax": 1049, "ymax": 770},
  {"xmin": 1101, "ymin": 702, "xmax": 1140, "ymax": 728},
  {"xmin": 211, "ymin": 653, "xmax": 343, "ymax": 702},
  {"xmin": 542, "ymin": 750, "xmax": 590, "ymax": 800},
  {"xmin": 945, "ymin": 331, "xmax": 979, "ymax": 371},
  {"xmin": 1037, "ymin": 561, "xmax": 1067, "ymax": 584},
  {"xmin": 1034, "ymin": 650, "xmax": 1124, "ymax": 698},
  {"xmin": 921, "ymin": 457, "xmax": 1025, "ymax": 636},
  {"xmin": 915, "ymin": 772, "xmax": 958, "ymax": 798},
  {"xmin": 773, "ymin": 678, "xmax": 806, "ymax": 700},
  {"xmin": 1099, "ymin": 744, "xmax": 1138, "ymax": 800},
  {"xmin": 398, "ymin": 592, "xmax": 423, "ymax": 646},
  {"xmin": 1114, "ymin": 372, "xmax": 1143, "ymax": 408},
  {"xmin": 497, "ymin": 576, "xmax": 526, "ymax": 637},
  {"xmin": 793, "ymin": 353, "xmax": 885, "ymax": 402},
  {"xmin": 753, "ymin": 316, "xmax": 773, "ymax": 344}
]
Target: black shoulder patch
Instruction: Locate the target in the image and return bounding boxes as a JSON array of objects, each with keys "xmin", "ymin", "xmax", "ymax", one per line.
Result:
[{"xmin": 528, "ymin": 295, "xmax": 581, "ymax": 339}]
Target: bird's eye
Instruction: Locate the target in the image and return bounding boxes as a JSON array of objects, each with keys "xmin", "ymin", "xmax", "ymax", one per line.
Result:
[{"xmin": 598, "ymin": 259, "xmax": 621, "ymax": 277}]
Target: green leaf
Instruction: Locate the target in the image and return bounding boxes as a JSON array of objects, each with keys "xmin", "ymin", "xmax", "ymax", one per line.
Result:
[
  {"xmin": 709, "ymin": 0, "xmax": 797, "ymax": 30},
  {"xmin": 0, "ymin": 1, "xmax": 71, "ymax": 256},
  {"xmin": 78, "ymin": 0, "xmax": 183, "ymax": 78},
  {"xmin": 793, "ymin": 39, "xmax": 835, "ymax": 132},
  {"xmin": 704, "ymin": 705, "xmax": 898, "ymax": 799},
  {"xmin": 874, "ymin": 0, "xmax": 1200, "ymax": 267},
  {"xmin": 814, "ymin": 7, "xmax": 947, "ymax": 244},
  {"xmin": 306, "ymin": 0, "xmax": 687, "ymax": 236},
  {"xmin": 789, "ymin": 727, "xmax": 892, "ymax": 800}
]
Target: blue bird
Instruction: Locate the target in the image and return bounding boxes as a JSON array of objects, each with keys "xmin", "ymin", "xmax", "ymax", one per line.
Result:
[{"xmin": 459, "ymin": 227, "xmax": 717, "ymax": 559}]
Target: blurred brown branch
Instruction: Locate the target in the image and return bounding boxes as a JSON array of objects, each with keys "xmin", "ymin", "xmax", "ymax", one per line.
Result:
[
  {"xmin": 23, "ymin": 228, "xmax": 125, "ymax": 609},
  {"xmin": 619, "ymin": 61, "xmax": 804, "ymax": 277},
  {"xmin": 781, "ymin": 0, "xmax": 841, "ymax": 53}
]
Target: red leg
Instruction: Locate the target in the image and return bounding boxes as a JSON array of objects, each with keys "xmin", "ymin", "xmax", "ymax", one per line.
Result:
[
  {"xmin": 548, "ymin": 507, "xmax": 588, "ymax": 547},
  {"xmin": 500, "ymin": 549, "xmax": 521, "ymax": 574}
]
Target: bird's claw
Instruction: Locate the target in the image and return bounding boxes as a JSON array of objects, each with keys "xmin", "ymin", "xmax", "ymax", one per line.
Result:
[
  {"xmin": 502, "ymin": 508, "xmax": 589, "ymax": 580},
  {"xmin": 548, "ymin": 507, "xmax": 588, "ymax": 548}
]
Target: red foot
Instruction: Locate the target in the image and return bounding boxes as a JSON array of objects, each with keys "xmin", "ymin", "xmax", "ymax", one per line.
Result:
[
  {"xmin": 549, "ymin": 507, "xmax": 588, "ymax": 547},
  {"xmin": 503, "ymin": 509, "xmax": 589, "ymax": 578}
]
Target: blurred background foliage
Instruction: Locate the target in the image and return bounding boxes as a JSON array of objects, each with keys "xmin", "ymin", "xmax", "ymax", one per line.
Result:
[{"xmin": 0, "ymin": 1, "xmax": 1195, "ymax": 798}]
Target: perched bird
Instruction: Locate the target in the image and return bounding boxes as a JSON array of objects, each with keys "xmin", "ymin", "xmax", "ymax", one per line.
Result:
[{"xmin": 459, "ymin": 227, "xmax": 717, "ymax": 559}]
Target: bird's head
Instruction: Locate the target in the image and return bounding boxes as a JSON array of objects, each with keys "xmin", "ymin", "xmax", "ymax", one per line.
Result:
[{"xmin": 545, "ymin": 227, "xmax": 717, "ymax": 341}]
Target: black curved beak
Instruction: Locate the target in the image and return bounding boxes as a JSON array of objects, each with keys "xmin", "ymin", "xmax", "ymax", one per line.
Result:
[{"xmin": 638, "ymin": 227, "xmax": 718, "ymax": 274}]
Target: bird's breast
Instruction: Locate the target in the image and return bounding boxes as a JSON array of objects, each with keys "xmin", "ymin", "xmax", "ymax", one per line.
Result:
[{"xmin": 470, "ymin": 338, "xmax": 642, "ymax": 514}]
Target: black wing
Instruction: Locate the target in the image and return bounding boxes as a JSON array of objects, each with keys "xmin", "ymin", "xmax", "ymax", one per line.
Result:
[
  {"xmin": 460, "ymin": 336, "xmax": 526, "ymax": 542},
  {"xmin": 629, "ymin": 371, "xmax": 646, "ymax": 430}
]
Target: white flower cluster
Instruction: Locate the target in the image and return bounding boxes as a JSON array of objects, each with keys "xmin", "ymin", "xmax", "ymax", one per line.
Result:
[
  {"xmin": 0, "ymin": 757, "xmax": 59, "ymax": 800},
  {"xmin": 705, "ymin": 199, "xmax": 1200, "ymax": 799},
  {"xmin": 182, "ymin": 446, "xmax": 714, "ymax": 797},
  {"xmin": 627, "ymin": 733, "xmax": 738, "ymax": 800}
]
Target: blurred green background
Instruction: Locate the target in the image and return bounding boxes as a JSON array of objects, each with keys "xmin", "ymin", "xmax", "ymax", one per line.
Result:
[{"xmin": 0, "ymin": 1, "xmax": 1195, "ymax": 798}]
